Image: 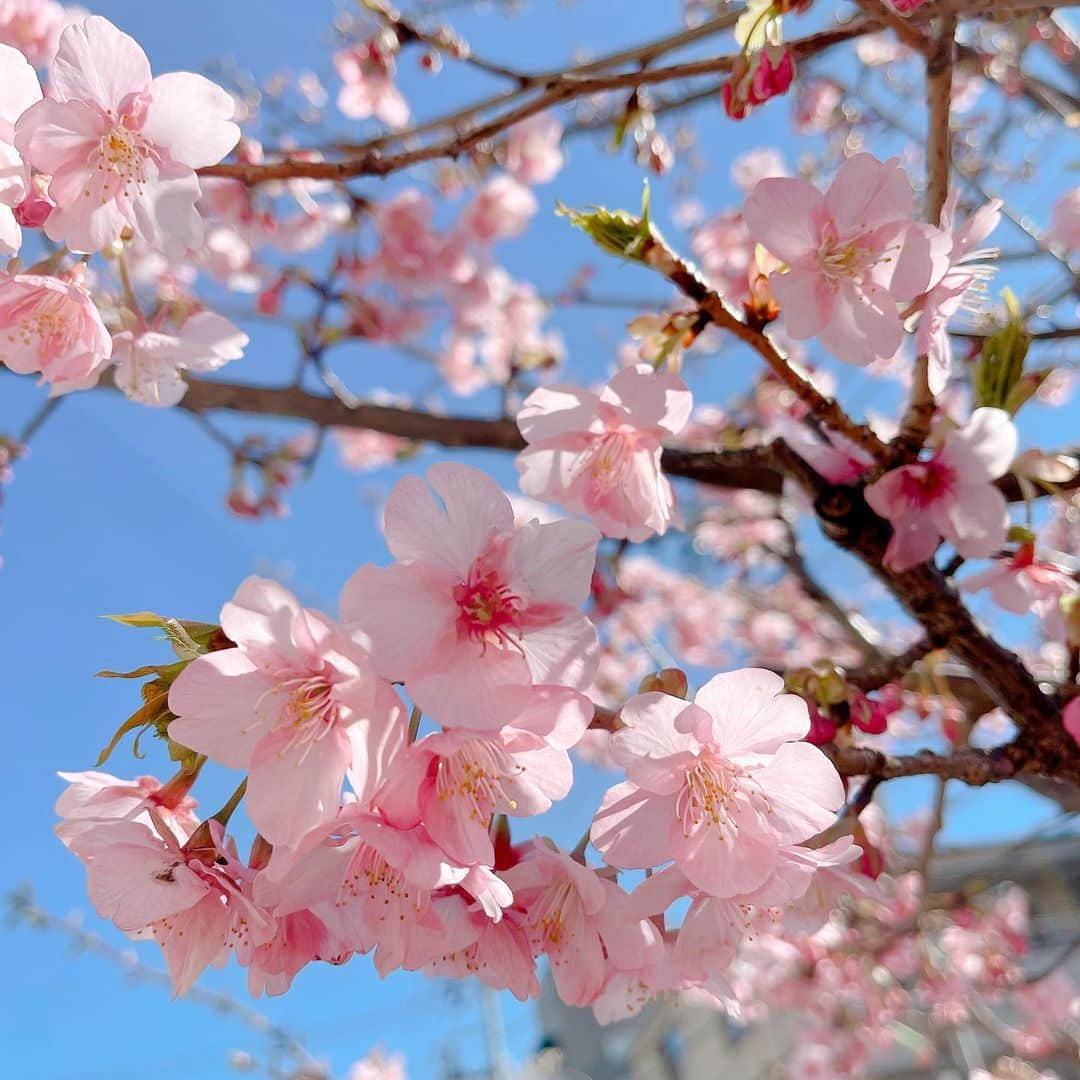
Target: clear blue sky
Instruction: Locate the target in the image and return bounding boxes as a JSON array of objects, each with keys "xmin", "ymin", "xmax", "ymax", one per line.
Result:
[{"xmin": 1, "ymin": 3, "xmax": 1076, "ymax": 1077}]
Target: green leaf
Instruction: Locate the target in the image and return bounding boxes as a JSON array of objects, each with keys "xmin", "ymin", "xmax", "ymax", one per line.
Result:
[
  {"xmin": 974, "ymin": 288, "xmax": 1032, "ymax": 413},
  {"xmin": 95, "ymin": 690, "xmax": 170, "ymax": 767}
]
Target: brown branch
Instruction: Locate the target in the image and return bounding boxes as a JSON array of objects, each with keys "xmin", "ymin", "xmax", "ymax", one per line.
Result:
[
  {"xmin": 636, "ymin": 233, "xmax": 889, "ymax": 459},
  {"xmin": 823, "ymin": 743, "xmax": 1015, "ymax": 785}
]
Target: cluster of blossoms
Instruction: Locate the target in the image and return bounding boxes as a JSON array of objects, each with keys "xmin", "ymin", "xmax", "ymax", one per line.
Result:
[
  {"xmin": 58, "ymin": 459, "xmax": 865, "ymax": 1014},
  {"xmin": 717, "ymin": 851, "xmax": 1078, "ymax": 1077}
]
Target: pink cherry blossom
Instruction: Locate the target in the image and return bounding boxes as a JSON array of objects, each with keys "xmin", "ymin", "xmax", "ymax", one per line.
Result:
[
  {"xmin": 504, "ymin": 112, "xmax": 564, "ymax": 185},
  {"xmin": 515, "ymin": 364, "xmax": 693, "ymax": 542},
  {"xmin": 168, "ymin": 576, "xmax": 406, "ymax": 849},
  {"xmin": 744, "ymin": 153, "xmax": 950, "ymax": 366},
  {"xmin": 341, "ymin": 462, "xmax": 601, "ymax": 730},
  {"xmin": 111, "ymin": 310, "xmax": 248, "ymax": 408},
  {"xmin": 375, "ymin": 686, "xmax": 592, "ymax": 865},
  {"xmin": 0, "ymin": 269, "xmax": 112, "ymax": 394},
  {"xmin": 15, "ymin": 15, "xmax": 239, "ymax": 255},
  {"xmin": 960, "ymin": 544, "xmax": 1077, "ymax": 639},
  {"xmin": 591, "ymin": 669, "xmax": 844, "ymax": 897},
  {"xmin": 71, "ymin": 816, "xmax": 271, "ymax": 995},
  {"xmin": 55, "ymin": 768, "xmax": 198, "ymax": 848},
  {"xmin": 501, "ymin": 838, "xmax": 649, "ymax": 1007},
  {"xmin": 865, "ymin": 408, "xmax": 1018, "ymax": 572},
  {"xmin": 457, "ymin": 175, "xmax": 537, "ymax": 246},
  {"xmin": 260, "ymin": 809, "xmax": 466, "ymax": 977},
  {"xmin": 334, "ymin": 38, "xmax": 408, "ymax": 129},
  {"xmin": 425, "ymin": 893, "xmax": 540, "ymax": 1001},
  {"xmin": 911, "ymin": 192, "xmax": 1001, "ymax": 394},
  {"xmin": 0, "ymin": 42, "xmax": 42, "ymax": 255},
  {"xmin": 0, "ymin": 0, "xmax": 77, "ymax": 66},
  {"xmin": 1049, "ymin": 185, "xmax": 1080, "ymax": 250},
  {"xmin": 371, "ymin": 188, "xmax": 468, "ymax": 294},
  {"xmin": 772, "ymin": 416, "xmax": 875, "ymax": 485},
  {"xmin": 236, "ymin": 907, "xmax": 347, "ymax": 997}
]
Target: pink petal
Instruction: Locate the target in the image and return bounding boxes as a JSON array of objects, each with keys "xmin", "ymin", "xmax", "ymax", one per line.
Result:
[
  {"xmin": 50, "ymin": 16, "xmax": 152, "ymax": 111},
  {"xmin": 339, "ymin": 562, "xmax": 456, "ymax": 680},
  {"xmin": 144, "ymin": 72, "xmax": 240, "ymax": 169},
  {"xmin": 743, "ymin": 176, "xmax": 825, "ymax": 263},
  {"xmin": 591, "ymin": 781, "xmax": 677, "ymax": 869},
  {"xmin": 825, "ymin": 153, "xmax": 912, "ymax": 237},
  {"xmin": 756, "ymin": 741, "xmax": 845, "ymax": 843},
  {"xmin": 246, "ymin": 726, "xmax": 353, "ymax": 849},
  {"xmin": 166, "ymin": 649, "xmax": 271, "ymax": 769},
  {"xmin": 507, "ymin": 518, "xmax": 600, "ymax": 607}
]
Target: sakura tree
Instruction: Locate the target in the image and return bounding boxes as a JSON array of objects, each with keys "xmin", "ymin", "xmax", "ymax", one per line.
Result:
[{"xmin": 4, "ymin": 0, "xmax": 1080, "ymax": 1076}]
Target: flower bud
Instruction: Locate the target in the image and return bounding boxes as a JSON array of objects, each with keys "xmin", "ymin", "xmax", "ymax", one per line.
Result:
[{"xmin": 638, "ymin": 667, "xmax": 689, "ymax": 699}]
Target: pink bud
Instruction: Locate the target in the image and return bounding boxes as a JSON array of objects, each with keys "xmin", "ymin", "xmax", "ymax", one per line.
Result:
[{"xmin": 14, "ymin": 190, "xmax": 54, "ymax": 229}]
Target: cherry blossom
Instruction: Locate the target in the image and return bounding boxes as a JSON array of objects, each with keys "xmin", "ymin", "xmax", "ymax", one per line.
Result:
[
  {"xmin": 374, "ymin": 685, "xmax": 592, "ymax": 865},
  {"xmin": 0, "ymin": 0, "xmax": 77, "ymax": 66},
  {"xmin": 515, "ymin": 364, "xmax": 693, "ymax": 541},
  {"xmin": 591, "ymin": 669, "xmax": 844, "ymax": 897},
  {"xmin": 111, "ymin": 310, "xmax": 248, "ymax": 407},
  {"xmin": 501, "ymin": 838, "xmax": 654, "ymax": 1007},
  {"xmin": 259, "ymin": 808, "xmax": 467, "ymax": 977},
  {"xmin": 457, "ymin": 174, "xmax": 537, "ymax": 246},
  {"xmin": 865, "ymin": 408, "xmax": 1018, "ymax": 572},
  {"xmin": 911, "ymin": 192, "xmax": 1002, "ymax": 393},
  {"xmin": 1049, "ymin": 185, "xmax": 1080, "ymax": 250},
  {"xmin": 961, "ymin": 543, "xmax": 1077, "ymax": 639},
  {"xmin": 0, "ymin": 269, "xmax": 112, "ymax": 394},
  {"xmin": 341, "ymin": 462, "xmax": 600, "ymax": 729},
  {"xmin": 334, "ymin": 38, "xmax": 408, "ymax": 129},
  {"xmin": 15, "ymin": 15, "xmax": 239, "ymax": 255},
  {"xmin": 70, "ymin": 817, "xmax": 271, "ymax": 995},
  {"xmin": 503, "ymin": 112, "xmax": 564, "ymax": 185},
  {"xmin": 168, "ymin": 577, "xmax": 406, "ymax": 849},
  {"xmin": 744, "ymin": 153, "xmax": 950, "ymax": 366},
  {"xmin": 0, "ymin": 42, "xmax": 42, "ymax": 255}
]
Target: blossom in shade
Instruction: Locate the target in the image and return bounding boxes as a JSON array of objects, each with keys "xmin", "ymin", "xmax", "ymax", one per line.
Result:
[
  {"xmin": 168, "ymin": 576, "xmax": 406, "ymax": 849},
  {"xmin": 864, "ymin": 408, "xmax": 1017, "ymax": 573},
  {"xmin": 375, "ymin": 686, "xmax": 592, "ymax": 865},
  {"xmin": 111, "ymin": 310, "xmax": 248, "ymax": 407},
  {"xmin": 591, "ymin": 669, "xmax": 844, "ymax": 898},
  {"xmin": 501, "ymin": 838, "xmax": 654, "ymax": 1007},
  {"xmin": 0, "ymin": 42, "xmax": 42, "ymax": 255},
  {"xmin": 426, "ymin": 893, "xmax": 540, "ymax": 1001},
  {"xmin": 341, "ymin": 462, "xmax": 601, "ymax": 730},
  {"xmin": 503, "ymin": 113, "xmax": 563, "ymax": 185},
  {"xmin": 1066, "ymin": 699, "xmax": 1080, "ymax": 747},
  {"xmin": 744, "ymin": 153, "xmax": 950, "ymax": 366},
  {"xmin": 260, "ymin": 809, "xmax": 467, "ymax": 977},
  {"xmin": 0, "ymin": 270, "xmax": 112, "ymax": 394},
  {"xmin": 515, "ymin": 364, "xmax": 693, "ymax": 542},
  {"xmin": 15, "ymin": 15, "xmax": 239, "ymax": 255},
  {"xmin": 334, "ymin": 38, "xmax": 408, "ymax": 128}
]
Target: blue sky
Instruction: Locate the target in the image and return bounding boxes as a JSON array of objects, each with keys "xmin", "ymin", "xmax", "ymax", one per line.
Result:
[{"xmin": 1, "ymin": 2, "xmax": 1077, "ymax": 1077}]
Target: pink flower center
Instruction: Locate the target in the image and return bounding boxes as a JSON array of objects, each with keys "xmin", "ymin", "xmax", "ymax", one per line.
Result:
[
  {"xmin": 528, "ymin": 878, "xmax": 581, "ymax": 949},
  {"xmin": 9, "ymin": 291, "xmax": 78, "ymax": 361},
  {"xmin": 586, "ymin": 430, "xmax": 636, "ymax": 493},
  {"xmin": 817, "ymin": 223, "xmax": 882, "ymax": 286},
  {"xmin": 677, "ymin": 756, "xmax": 741, "ymax": 836},
  {"xmin": 898, "ymin": 457, "xmax": 956, "ymax": 507},
  {"xmin": 453, "ymin": 563, "xmax": 522, "ymax": 649},
  {"xmin": 339, "ymin": 842, "xmax": 414, "ymax": 911},
  {"xmin": 249, "ymin": 672, "xmax": 342, "ymax": 759},
  {"xmin": 89, "ymin": 114, "xmax": 158, "ymax": 203},
  {"xmin": 436, "ymin": 739, "xmax": 522, "ymax": 821}
]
